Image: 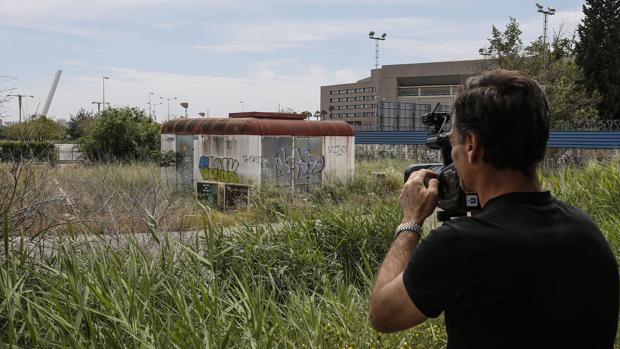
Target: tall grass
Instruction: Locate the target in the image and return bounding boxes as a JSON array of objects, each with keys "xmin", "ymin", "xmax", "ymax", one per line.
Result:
[
  {"xmin": 542, "ymin": 159, "xmax": 620, "ymax": 259},
  {"xmin": 0, "ymin": 158, "xmax": 618, "ymax": 348}
]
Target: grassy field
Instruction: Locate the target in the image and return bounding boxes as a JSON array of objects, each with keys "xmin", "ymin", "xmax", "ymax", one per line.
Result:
[{"xmin": 0, "ymin": 158, "xmax": 618, "ymax": 348}]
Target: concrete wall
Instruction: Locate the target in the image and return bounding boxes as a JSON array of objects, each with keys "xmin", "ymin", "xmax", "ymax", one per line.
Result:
[
  {"xmin": 162, "ymin": 133, "xmax": 356, "ymax": 189},
  {"xmin": 323, "ymin": 136, "xmax": 355, "ymax": 182},
  {"xmin": 356, "ymin": 144, "xmax": 620, "ymax": 169},
  {"xmin": 197, "ymin": 135, "xmax": 262, "ymax": 186},
  {"xmin": 160, "ymin": 134, "xmax": 176, "ymax": 186},
  {"xmin": 356, "ymin": 144, "xmax": 441, "ymax": 163},
  {"xmin": 261, "ymin": 136, "xmax": 325, "ymax": 188},
  {"xmin": 55, "ymin": 144, "xmax": 82, "ymax": 162}
]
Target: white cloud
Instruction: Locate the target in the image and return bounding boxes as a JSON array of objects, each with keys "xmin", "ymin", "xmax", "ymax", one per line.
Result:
[
  {"xmin": 14, "ymin": 62, "xmax": 361, "ymax": 121},
  {"xmin": 152, "ymin": 20, "xmax": 196, "ymax": 30}
]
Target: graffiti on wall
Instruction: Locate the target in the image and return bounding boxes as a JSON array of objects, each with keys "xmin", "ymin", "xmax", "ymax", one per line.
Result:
[
  {"xmin": 327, "ymin": 145, "xmax": 347, "ymax": 157},
  {"xmin": 199, "ymin": 156, "xmax": 240, "ymax": 183},
  {"xmin": 273, "ymin": 146, "xmax": 324, "ymax": 179},
  {"xmin": 242, "ymin": 154, "xmax": 263, "ymax": 164}
]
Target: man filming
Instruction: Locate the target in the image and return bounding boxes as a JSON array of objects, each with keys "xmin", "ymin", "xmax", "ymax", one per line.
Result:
[{"xmin": 369, "ymin": 70, "xmax": 619, "ymax": 348}]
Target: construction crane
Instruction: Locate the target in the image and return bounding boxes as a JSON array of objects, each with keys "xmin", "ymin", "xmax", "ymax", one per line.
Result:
[{"xmin": 41, "ymin": 70, "xmax": 62, "ymax": 116}]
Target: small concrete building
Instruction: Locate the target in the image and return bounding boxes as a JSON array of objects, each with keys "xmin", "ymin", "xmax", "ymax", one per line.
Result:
[{"xmin": 160, "ymin": 112, "xmax": 356, "ymax": 195}]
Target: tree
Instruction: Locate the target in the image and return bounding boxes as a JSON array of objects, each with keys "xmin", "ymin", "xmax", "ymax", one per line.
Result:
[
  {"xmin": 488, "ymin": 17, "xmax": 525, "ymax": 69},
  {"xmin": 300, "ymin": 111, "xmax": 312, "ymax": 119},
  {"xmin": 66, "ymin": 108, "xmax": 96, "ymax": 140},
  {"xmin": 486, "ymin": 18, "xmax": 600, "ymax": 124},
  {"xmin": 79, "ymin": 107, "xmax": 160, "ymax": 162},
  {"xmin": 575, "ymin": 0, "xmax": 620, "ymax": 119},
  {"xmin": 5, "ymin": 115, "xmax": 66, "ymax": 141}
]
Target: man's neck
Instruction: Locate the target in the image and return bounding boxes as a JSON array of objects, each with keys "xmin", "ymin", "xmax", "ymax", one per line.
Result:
[{"xmin": 473, "ymin": 167, "xmax": 542, "ymax": 208}]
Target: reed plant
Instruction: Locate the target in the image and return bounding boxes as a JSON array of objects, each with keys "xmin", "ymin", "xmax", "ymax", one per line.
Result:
[{"xmin": 0, "ymin": 158, "xmax": 617, "ymax": 348}]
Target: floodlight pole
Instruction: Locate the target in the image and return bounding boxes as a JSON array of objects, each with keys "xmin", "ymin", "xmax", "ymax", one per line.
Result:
[
  {"xmin": 148, "ymin": 92, "xmax": 155, "ymax": 119},
  {"xmin": 160, "ymin": 96, "xmax": 178, "ymax": 120},
  {"xmin": 369, "ymin": 31, "xmax": 387, "ymax": 128},
  {"xmin": 478, "ymin": 47, "xmax": 492, "ymax": 60},
  {"xmin": 102, "ymin": 76, "xmax": 109, "ymax": 111},
  {"xmin": 8, "ymin": 94, "xmax": 34, "ymax": 123},
  {"xmin": 536, "ymin": 3, "xmax": 555, "ymax": 89},
  {"xmin": 368, "ymin": 31, "xmax": 387, "ymax": 69},
  {"xmin": 92, "ymin": 101, "xmax": 109, "ymax": 114}
]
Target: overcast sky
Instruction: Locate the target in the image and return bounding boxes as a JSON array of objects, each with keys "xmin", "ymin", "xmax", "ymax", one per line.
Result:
[{"xmin": 0, "ymin": 0, "xmax": 585, "ymax": 122}]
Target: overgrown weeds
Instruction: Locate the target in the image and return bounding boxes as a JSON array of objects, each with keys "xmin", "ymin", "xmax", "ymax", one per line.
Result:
[{"xmin": 0, "ymin": 158, "xmax": 617, "ymax": 347}]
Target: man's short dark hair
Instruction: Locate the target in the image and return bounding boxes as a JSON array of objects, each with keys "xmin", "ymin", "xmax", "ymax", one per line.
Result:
[{"xmin": 453, "ymin": 69, "xmax": 550, "ymax": 176}]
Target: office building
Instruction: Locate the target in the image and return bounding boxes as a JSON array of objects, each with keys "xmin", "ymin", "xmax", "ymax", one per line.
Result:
[{"xmin": 320, "ymin": 59, "xmax": 489, "ymax": 129}]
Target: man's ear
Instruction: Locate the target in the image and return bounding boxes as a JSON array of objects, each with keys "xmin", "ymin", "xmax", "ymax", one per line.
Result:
[{"xmin": 465, "ymin": 132, "xmax": 482, "ymax": 163}]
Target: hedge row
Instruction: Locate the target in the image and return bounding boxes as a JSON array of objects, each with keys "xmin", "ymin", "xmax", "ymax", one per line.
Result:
[{"xmin": 0, "ymin": 141, "xmax": 57, "ymax": 162}]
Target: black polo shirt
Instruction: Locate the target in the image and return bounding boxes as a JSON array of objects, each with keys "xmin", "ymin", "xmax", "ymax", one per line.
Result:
[{"xmin": 403, "ymin": 191, "xmax": 619, "ymax": 349}]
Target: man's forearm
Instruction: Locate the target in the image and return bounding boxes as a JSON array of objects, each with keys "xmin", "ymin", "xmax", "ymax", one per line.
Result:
[{"xmin": 372, "ymin": 232, "xmax": 419, "ymax": 294}]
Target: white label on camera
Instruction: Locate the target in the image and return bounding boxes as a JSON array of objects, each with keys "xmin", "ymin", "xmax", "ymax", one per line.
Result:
[{"xmin": 466, "ymin": 194, "xmax": 479, "ymax": 208}]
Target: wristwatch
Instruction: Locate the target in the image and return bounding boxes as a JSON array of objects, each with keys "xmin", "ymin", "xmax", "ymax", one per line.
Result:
[{"xmin": 394, "ymin": 222, "xmax": 424, "ymax": 239}]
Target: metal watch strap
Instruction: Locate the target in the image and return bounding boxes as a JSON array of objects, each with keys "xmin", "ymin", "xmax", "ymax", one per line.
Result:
[{"xmin": 394, "ymin": 222, "xmax": 423, "ymax": 239}]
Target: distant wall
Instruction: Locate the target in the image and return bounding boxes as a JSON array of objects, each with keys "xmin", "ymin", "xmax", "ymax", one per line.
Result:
[
  {"xmin": 356, "ymin": 144, "xmax": 619, "ymax": 167},
  {"xmin": 356, "ymin": 144, "xmax": 440, "ymax": 162}
]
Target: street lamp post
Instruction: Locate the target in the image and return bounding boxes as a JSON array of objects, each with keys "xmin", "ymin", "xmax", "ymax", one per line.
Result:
[
  {"xmin": 160, "ymin": 96, "xmax": 178, "ymax": 121},
  {"xmin": 102, "ymin": 76, "xmax": 109, "ymax": 111},
  {"xmin": 240, "ymin": 101, "xmax": 244, "ymax": 112},
  {"xmin": 179, "ymin": 102, "xmax": 189, "ymax": 118},
  {"xmin": 478, "ymin": 47, "xmax": 492, "ymax": 59},
  {"xmin": 368, "ymin": 31, "xmax": 387, "ymax": 127},
  {"xmin": 153, "ymin": 99, "xmax": 162, "ymax": 120},
  {"xmin": 148, "ymin": 92, "xmax": 155, "ymax": 119},
  {"xmin": 7, "ymin": 94, "xmax": 34, "ymax": 123},
  {"xmin": 91, "ymin": 101, "xmax": 110, "ymax": 114},
  {"xmin": 536, "ymin": 3, "xmax": 556, "ymax": 88}
]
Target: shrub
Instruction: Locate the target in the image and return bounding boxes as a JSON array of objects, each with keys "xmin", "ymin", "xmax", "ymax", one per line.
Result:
[
  {"xmin": 4, "ymin": 115, "xmax": 65, "ymax": 141},
  {"xmin": 79, "ymin": 107, "xmax": 160, "ymax": 162},
  {"xmin": 0, "ymin": 140, "xmax": 57, "ymax": 162},
  {"xmin": 66, "ymin": 108, "xmax": 96, "ymax": 140}
]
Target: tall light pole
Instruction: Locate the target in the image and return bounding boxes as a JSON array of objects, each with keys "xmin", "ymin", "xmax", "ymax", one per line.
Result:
[
  {"xmin": 536, "ymin": 3, "xmax": 555, "ymax": 88},
  {"xmin": 160, "ymin": 96, "xmax": 178, "ymax": 121},
  {"xmin": 478, "ymin": 47, "xmax": 492, "ymax": 60},
  {"xmin": 91, "ymin": 101, "xmax": 109, "ymax": 114},
  {"xmin": 368, "ymin": 31, "xmax": 387, "ymax": 69},
  {"xmin": 153, "ymin": 99, "xmax": 162, "ymax": 120},
  {"xmin": 7, "ymin": 94, "xmax": 34, "ymax": 123},
  {"xmin": 240, "ymin": 100, "xmax": 244, "ymax": 112},
  {"xmin": 369, "ymin": 31, "xmax": 387, "ymax": 128},
  {"xmin": 102, "ymin": 76, "xmax": 109, "ymax": 111},
  {"xmin": 147, "ymin": 92, "xmax": 155, "ymax": 119},
  {"xmin": 179, "ymin": 102, "xmax": 189, "ymax": 118}
]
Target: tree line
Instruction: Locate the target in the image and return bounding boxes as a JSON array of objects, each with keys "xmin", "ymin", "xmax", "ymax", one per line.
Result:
[
  {"xmin": 0, "ymin": 107, "xmax": 160, "ymax": 162},
  {"xmin": 486, "ymin": 0, "xmax": 619, "ymax": 121}
]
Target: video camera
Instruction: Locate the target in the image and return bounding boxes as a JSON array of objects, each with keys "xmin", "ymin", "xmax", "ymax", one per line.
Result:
[{"xmin": 404, "ymin": 104, "xmax": 480, "ymax": 221}]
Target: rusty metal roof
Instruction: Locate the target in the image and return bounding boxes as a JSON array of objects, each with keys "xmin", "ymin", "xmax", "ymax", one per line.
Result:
[
  {"xmin": 161, "ymin": 117, "xmax": 355, "ymax": 136},
  {"xmin": 229, "ymin": 112, "xmax": 305, "ymax": 120}
]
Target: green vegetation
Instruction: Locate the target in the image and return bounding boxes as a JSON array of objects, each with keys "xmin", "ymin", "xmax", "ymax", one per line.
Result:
[
  {"xmin": 4, "ymin": 115, "xmax": 66, "ymax": 141},
  {"xmin": 66, "ymin": 109, "xmax": 96, "ymax": 141},
  {"xmin": 79, "ymin": 107, "xmax": 160, "ymax": 162},
  {"xmin": 0, "ymin": 159, "xmax": 618, "ymax": 348},
  {"xmin": 0, "ymin": 141, "xmax": 57, "ymax": 162},
  {"xmin": 487, "ymin": 17, "xmax": 601, "ymax": 124},
  {"xmin": 575, "ymin": 0, "xmax": 620, "ymax": 120}
]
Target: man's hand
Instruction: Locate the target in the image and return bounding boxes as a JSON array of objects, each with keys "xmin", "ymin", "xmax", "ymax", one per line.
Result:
[{"xmin": 400, "ymin": 169, "xmax": 439, "ymax": 225}]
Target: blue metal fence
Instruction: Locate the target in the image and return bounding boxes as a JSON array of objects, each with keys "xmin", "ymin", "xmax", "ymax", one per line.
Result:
[{"xmin": 355, "ymin": 131, "xmax": 620, "ymax": 149}]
